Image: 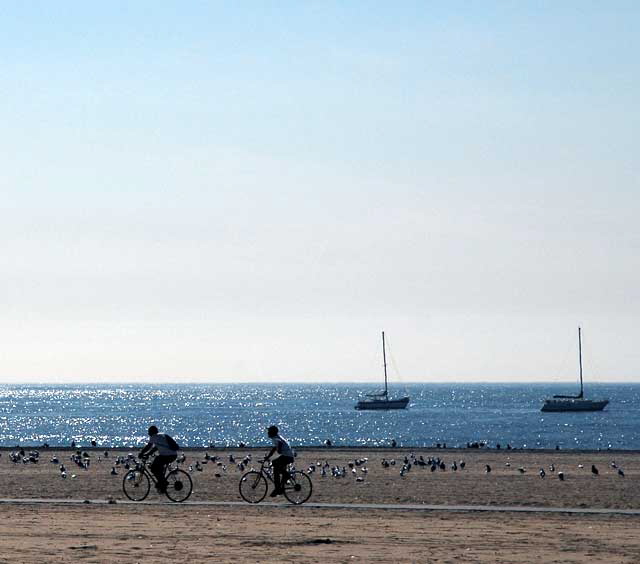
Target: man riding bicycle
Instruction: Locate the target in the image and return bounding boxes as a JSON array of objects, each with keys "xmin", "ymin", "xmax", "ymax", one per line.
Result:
[
  {"xmin": 139, "ymin": 425, "xmax": 179, "ymax": 493},
  {"xmin": 264, "ymin": 425, "xmax": 294, "ymax": 497}
]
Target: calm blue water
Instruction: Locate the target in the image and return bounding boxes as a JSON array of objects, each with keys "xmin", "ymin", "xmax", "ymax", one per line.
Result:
[{"xmin": 0, "ymin": 383, "xmax": 637, "ymax": 450}]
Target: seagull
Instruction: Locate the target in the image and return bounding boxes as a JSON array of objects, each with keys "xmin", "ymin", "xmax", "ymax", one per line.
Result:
[
  {"xmin": 550, "ymin": 464, "xmax": 555, "ymax": 472},
  {"xmin": 558, "ymin": 471, "xmax": 565, "ymax": 481},
  {"xmin": 110, "ymin": 467, "xmax": 118, "ymax": 475},
  {"xmin": 539, "ymin": 468, "xmax": 546, "ymax": 478},
  {"xmin": 485, "ymin": 464, "xmax": 491, "ymax": 473},
  {"xmin": 611, "ymin": 461, "xmax": 618, "ymax": 469},
  {"xmin": 578, "ymin": 464, "xmax": 584, "ymax": 469},
  {"xmin": 518, "ymin": 467, "xmax": 526, "ymax": 474},
  {"xmin": 459, "ymin": 461, "xmax": 466, "ymax": 470},
  {"xmin": 591, "ymin": 465, "xmax": 599, "ymax": 476},
  {"xmin": 618, "ymin": 468, "xmax": 625, "ymax": 478}
]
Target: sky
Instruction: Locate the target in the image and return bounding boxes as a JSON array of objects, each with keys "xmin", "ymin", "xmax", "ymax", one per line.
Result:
[{"xmin": 1, "ymin": 2, "xmax": 638, "ymax": 383}]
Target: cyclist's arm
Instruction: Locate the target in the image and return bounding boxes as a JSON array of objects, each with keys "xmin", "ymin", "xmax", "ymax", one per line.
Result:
[
  {"xmin": 264, "ymin": 446, "xmax": 276, "ymax": 460},
  {"xmin": 140, "ymin": 443, "xmax": 157, "ymax": 458}
]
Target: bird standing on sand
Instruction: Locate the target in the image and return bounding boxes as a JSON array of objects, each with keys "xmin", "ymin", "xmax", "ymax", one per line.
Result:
[
  {"xmin": 591, "ymin": 465, "xmax": 599, "ymax": 476},
  {"xmin": 558, "ymin": 471, "xmax": 564, "ymax": 481},
  {"xmin": 539, "ymin": 468, "xmax": 546, "ymax": 478},
  {"xmin": 618, "ymin": 468, "xmax": 625, "ymax": 478},
  {"xmin": 485, "ymin": 464, "xmax": 491, "ymax": 473}
]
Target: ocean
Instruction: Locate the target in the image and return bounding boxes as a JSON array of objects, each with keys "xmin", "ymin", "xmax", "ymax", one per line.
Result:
[{"xmin": 0, "ymin": 383, "xmax": 638, "ymax": 450}]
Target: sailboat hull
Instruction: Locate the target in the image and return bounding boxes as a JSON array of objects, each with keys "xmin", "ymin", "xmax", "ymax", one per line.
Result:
[
  {"xmin": 541, "ymin": 398, "xmax": 609, "ymax": 412},
  {"xmin": 355, "ymin": 396, "xmax": 410, "ymax": 410}
]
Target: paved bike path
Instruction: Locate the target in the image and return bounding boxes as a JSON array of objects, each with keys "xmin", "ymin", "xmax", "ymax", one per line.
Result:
[{"xmin": 0, "ymin": 498, "xmax": 638, "ymax": 516}]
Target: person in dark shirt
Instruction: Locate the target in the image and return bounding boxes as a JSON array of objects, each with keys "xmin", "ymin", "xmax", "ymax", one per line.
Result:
[
  {"xmin": 139, "ymin": 425, "xmax": 179, "ymax": 492},
  {"xmin": 264, "ymin": 425, "xmax": 294, "ymax": 497}
]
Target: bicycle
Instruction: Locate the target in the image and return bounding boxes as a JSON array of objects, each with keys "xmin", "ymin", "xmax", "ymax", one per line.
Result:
[
  {"xmin": 239, "ymin": 457, "xmax": 312, "ymax": 505},
  {"xmin": 122, "ymin": 457, "xmax": 193, "ymax": 502}
]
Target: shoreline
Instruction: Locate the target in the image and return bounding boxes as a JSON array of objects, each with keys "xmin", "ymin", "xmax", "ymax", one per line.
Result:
[{"xmin": 2, "ymin": 445, "xmax": 640, "ymax": 454}]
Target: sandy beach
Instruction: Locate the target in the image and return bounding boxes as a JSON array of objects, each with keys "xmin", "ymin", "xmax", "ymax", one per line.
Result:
[{"xmin": 1, "ymin": 447, "xmax": 639, "ymax": 562}]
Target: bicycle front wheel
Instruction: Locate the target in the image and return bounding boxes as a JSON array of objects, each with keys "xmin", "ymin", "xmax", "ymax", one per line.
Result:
[
  {"xmin": 283, "ymin": 471, "xmax": 312, "ymax": 505},
  {"xmin": 123, "ymin": 468, "xmax": 151, "ymax": 501},
  {"xmin": 239, "ymin": 471, "xmax": 268, "ymax": 503},
  {"xmin": 165, "ymin": 468, "xmax": 193, "ymax": 502}
]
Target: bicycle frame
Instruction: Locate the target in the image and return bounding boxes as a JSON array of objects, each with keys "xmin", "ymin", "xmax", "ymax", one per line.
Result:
[
  {"xmin": 136, "ymin": 457, "xmax": 177, "ymax": 484},
  {"xmin": 256, "ymin": 458, "xmax": 291, "ymax": 483}
]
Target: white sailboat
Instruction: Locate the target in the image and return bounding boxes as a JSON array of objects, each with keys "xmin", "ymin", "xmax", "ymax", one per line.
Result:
[
  {"xmin": 541, "ymin": 327, "xmax": 609, "ymax": 412},
  {"xmin": 355, "ymin": 332, "xmax": 410, "ymax": 410}
]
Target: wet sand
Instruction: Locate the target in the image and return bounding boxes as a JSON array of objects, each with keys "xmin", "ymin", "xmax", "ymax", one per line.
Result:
[{"xmin": 0, "ymin": 447, "xmax": 639, "ymax": 562}]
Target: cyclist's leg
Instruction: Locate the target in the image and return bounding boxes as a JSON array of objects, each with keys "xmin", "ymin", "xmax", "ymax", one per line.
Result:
[
  {"xmin": 271, "ymin": 457, "xmax": 284, "ymax": 493},
  {"xmin": 150, "ymin": 456, "xmax": 167, "ymax": 490},
  {"xmin": 273, "ymin": 456, "xmax": 294, "ymax": 493}
]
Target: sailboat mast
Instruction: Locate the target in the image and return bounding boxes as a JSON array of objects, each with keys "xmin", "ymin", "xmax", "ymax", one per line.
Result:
[
  {"xmin": 578, "ymin": 327, "xmax": 584, "ymax": 398},
  {"xmin": 382, "ymin": 331, "xmax": 388, "ymax": 396}
]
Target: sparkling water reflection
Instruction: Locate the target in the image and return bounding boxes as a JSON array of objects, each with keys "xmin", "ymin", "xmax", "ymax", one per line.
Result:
[{"xmin": 0, "ymin": 383, "xmax": 637, "ymax": 449}]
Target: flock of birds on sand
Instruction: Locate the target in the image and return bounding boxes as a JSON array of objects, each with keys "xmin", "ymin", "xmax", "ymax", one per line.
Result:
[{"xmin": 0, "ymin": 448, "xmax": 629, "ymax": 488}]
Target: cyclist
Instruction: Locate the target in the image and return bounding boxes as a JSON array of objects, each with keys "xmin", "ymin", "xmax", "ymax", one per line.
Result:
[
  {"xmin": 139, "ymin": 425, "xmax": 179, "ymax": 493},
  {"xmin": 264, "ymin": 425, "xmax": 294, "ymax": 497}
]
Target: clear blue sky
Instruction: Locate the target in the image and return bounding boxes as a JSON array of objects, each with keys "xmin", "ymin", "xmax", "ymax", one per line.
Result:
[{"xmin": 1, "ymin": 2, "xmax": 638, "ymax": 383}]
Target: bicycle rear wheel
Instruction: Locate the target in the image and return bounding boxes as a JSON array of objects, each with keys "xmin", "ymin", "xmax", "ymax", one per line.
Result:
[
  {"xmin": 283, "ymin": 471, "xmax": 312, "ymax": 505},
  {"xmin": 239, "ymin": 471, "xmax": 268, "ymax": 503},
  {"xmin": 165, "ymin": 468, "xmax": 193, "ymax": 502},
  {"xmin": 123, "ymin": 468, "xmax": 151, "ymax": 501}
]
